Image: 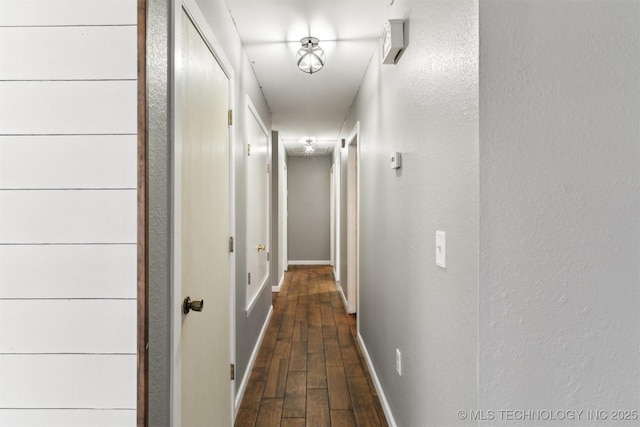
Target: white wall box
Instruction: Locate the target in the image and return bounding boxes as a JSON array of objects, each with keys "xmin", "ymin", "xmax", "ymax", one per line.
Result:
[
  {"xmin": 390, "ymin": 152, "xmax": 401, "ymax": 169},
  {"xmin": 436, "ymin": 231, "xmax": 446, "ymax": 268},
  {"xmin": 380, "ymin": 19, "xmax": 404, "ymax": 64}
]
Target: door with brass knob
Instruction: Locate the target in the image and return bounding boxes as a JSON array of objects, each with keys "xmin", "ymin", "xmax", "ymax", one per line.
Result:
[{"xmin": 177, "ymin": 8, "xmax": 231, "ymax": 427}]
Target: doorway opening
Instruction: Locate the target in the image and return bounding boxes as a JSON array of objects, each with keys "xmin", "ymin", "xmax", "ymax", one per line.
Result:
[{"xmin": 346, "ymin": 123, "xmax": 359, "ymax": 314}]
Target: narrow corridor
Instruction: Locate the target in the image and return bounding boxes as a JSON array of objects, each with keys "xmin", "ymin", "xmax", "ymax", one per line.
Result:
[{"xmin": 235, "ymin": 266, "xmax": 388, "ymax": 427}]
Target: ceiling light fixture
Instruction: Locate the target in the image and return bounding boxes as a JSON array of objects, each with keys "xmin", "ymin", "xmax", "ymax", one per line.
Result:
[
  {"xmin": 301, "ymin": 137, "xmax": 316, "ymax": 154},
  {"xmin": 296, "ymin": 37, "xmax": 325, "ymax": 74}
]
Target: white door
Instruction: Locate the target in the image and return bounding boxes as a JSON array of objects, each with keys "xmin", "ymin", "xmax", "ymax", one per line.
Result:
[
  {"xmin": 179, "ymin": 9, "xmax": 231, "ymax": 426},
  {"xmin": 245, "ymin": 99, "xmax": 270, "ymax": 311}
]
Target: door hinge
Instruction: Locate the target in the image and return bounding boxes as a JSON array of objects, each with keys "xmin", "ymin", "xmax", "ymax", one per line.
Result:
[
  {"xmin": 247, "ymin": 144, "xmax": 251, "ymax": 156},
  {"xmin": 267, "ymin": 252, "xmax": 270, "ymax": 261},
  {"xmin": 266, "ymin": 163, "xmax": 270, "ymax": 173},
  {"xmin": 248, "ymin": 272, "xmax": 251, "ymax": 285},
  {"xmin": 228, "ymin": 109, "xmax": 233, "ymax": 126},
  {"xmin": 229, "ymin": 236, "xmax": 234, "ymax": 253},
  {"xmin": 230, "ymin": 364, "xmax": 235, "ymax": 380}
]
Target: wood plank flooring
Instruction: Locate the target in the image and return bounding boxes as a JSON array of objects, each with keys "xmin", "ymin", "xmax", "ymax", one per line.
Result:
[{"xmin": 235, "ymin": 266, "xmax": 388, "ymax": 427}]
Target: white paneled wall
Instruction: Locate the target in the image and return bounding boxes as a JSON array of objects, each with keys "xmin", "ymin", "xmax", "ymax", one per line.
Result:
[{"xmin": 0, "ymin": 0, "xmax": 137, "ymax": 425}]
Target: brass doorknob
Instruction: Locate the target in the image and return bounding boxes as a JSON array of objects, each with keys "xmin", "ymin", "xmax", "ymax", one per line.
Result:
[
  {"xmin": 257, "ymin": 244, "xmax": 266, "ymax": 251},
  {"xmin": 183, "ymin": 296, "xmax": 204, "ymax": 314}
]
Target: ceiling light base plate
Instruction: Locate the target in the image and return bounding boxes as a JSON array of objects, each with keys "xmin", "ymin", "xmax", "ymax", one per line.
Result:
[{"xmin": 300, "ymin": 36, "xmax": 319, "ymax": 46}]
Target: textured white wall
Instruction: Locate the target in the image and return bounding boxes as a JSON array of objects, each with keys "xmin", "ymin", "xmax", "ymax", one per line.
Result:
[
  {"xmin": 479, "ymin": 1, "xmax": 640, "ymax": 423},
  {"xmin": 0, "ymin": 0, "xmax": 137, "ymax": 425},
  {"xmin": 147, "ymin": 0, "xmax": 172, "ymax": 422},
  {"xmin": 341, "ymin": 1, "xmax": 479, "ymax": 425}
]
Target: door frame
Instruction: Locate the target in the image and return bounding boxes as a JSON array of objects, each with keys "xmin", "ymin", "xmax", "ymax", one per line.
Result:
[
  {"xmin": 244, "ymin": 95, "xmax": 271, "ymax": 315},
  {"xmin": 170, "ymin": 1, "xmax": 237, "ymax": 424},
  {"xmin": 277, "ymin": 139, "xmax": 288, "ymax": 283},
  {"xmin": 330, "ymin": 165, "xmax": 335, "ymax": 269},
  {"xmin": 281, "ymin": 163, "xmax": 288, "ymax": 274},
  {"xmin": 346, "ymin": 122, "xmax": 360, "ymax": 314},
  {"xmin": 332, "ymin": 141, "xmax": 341, "ymax": 283}
]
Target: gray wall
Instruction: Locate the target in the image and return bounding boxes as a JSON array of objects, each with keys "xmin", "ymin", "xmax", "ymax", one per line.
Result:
[
  {"xmin": 339, "ymin": 1, "xmax": 479, "ymax": 425},
  {"xmin": 479, "ymin": 0, "xmax": 640, "ymax": 420},
  {"xmin": 288, "ymin": 155, "xmax": 331, "ymax": 262},
  {"xmin": 270, "ymin": 131, "xmax": 279, "ymax": 286},
  {"xmin": 147, "ymin": 0, "xmax": 171, "ymax": 424}
]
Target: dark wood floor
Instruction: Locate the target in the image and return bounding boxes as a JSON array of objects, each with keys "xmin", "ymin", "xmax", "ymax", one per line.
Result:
[{"xmin": 235, "ymin": 265, "xmax": 388, "ymax": 427}]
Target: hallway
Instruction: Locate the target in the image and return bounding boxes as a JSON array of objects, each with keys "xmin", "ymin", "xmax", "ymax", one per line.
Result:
[
  {"xmin": 235, "ymin": 266, "xmax": 387, "ymax": 427},
  {"xmin": 2, "ymin": 1, "xmax": 638, "ymax": 425}
]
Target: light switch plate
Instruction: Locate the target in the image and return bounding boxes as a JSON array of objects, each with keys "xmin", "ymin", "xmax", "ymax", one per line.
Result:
[
  {"xmin": 436, "ymin": 231, "xmax": 446, "ymax": 268},
  {"xmin": 390, "ymin": 152, "xmax": 401, "ymax": 169}
]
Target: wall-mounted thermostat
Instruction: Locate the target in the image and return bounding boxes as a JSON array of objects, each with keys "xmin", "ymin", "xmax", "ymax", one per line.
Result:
[{"xmin": 390, "ymin": 152, "xmax": 402, "ymax": 169}]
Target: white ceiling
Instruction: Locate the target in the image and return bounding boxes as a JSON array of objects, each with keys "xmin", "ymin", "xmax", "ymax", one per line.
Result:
[{"xmin": 224, "ymin": 0, "xmax": 392, "ymax": 155}]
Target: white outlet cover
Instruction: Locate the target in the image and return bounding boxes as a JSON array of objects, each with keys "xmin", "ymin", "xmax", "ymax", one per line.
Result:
[
  {"xmin": 436, "ymin": 231, "xmax": 446, "ymax": 268},
  {"xmin": 396, "ymin": 348, "xmax": 402, "ymax": 376}
]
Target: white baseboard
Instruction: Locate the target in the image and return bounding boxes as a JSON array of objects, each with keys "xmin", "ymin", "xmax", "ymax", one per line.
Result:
[
  {"xmin": 246, "ymin": 276, "xmax": 269, "ymax": 317},
  {"xmin": 357, "ymin": 332, "xmax": 397, "ymax": 427},
  {"xmin": 272, "ymin": 274, "xmax": 285, "ymax": 292},
  {"xmin": 337, "ymin": 281, "xmax": 348, "ymax": 311},
  {"xmin": 288, "ymin": 260, "xmax": 331, "ymax": 265},
  {"xmin": 234, "ymin": 305, "xmax": 273, "ymax": 416}
]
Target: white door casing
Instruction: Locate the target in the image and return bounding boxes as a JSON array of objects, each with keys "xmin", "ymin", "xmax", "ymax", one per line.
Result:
[
  {"xmin": 277, "ymin": 136, "xmax": 287, "ymax": 285},
  {"xmin": 245, "ymin": 96, "xmax": 270, "ymax": 314},
  {"xmin": 282, "ymin": 164, "xmax": 288, "ymax": 274},
  {"xmin": 330, "ymin": 165, "xmax": 335, "ymax": 268},
  {"xmin": 346, "ymin": 123, "xmax": 360, "ymax": 315},
  {"xmin": 333, "ymin": 140, "xmax": 341, "ymax": 283}
]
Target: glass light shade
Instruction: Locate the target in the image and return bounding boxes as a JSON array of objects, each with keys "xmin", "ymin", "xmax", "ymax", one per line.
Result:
[
  {"xmin": 300, "ymin": 137, "xmax": 316, "ymax": 154},
  {"xmin": 297, "ymin": 37, "xmax": 325, "ymax": 74}
]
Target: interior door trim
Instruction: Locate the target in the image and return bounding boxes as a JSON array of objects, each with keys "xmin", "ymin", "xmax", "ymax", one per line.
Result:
[
  {"xmin": 346, "ymin": 121, "xmax": 360, "ymax": 316},
  {"xmin": 244, "ymin": 94, "xmax": 271, "ymax": 316}
]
